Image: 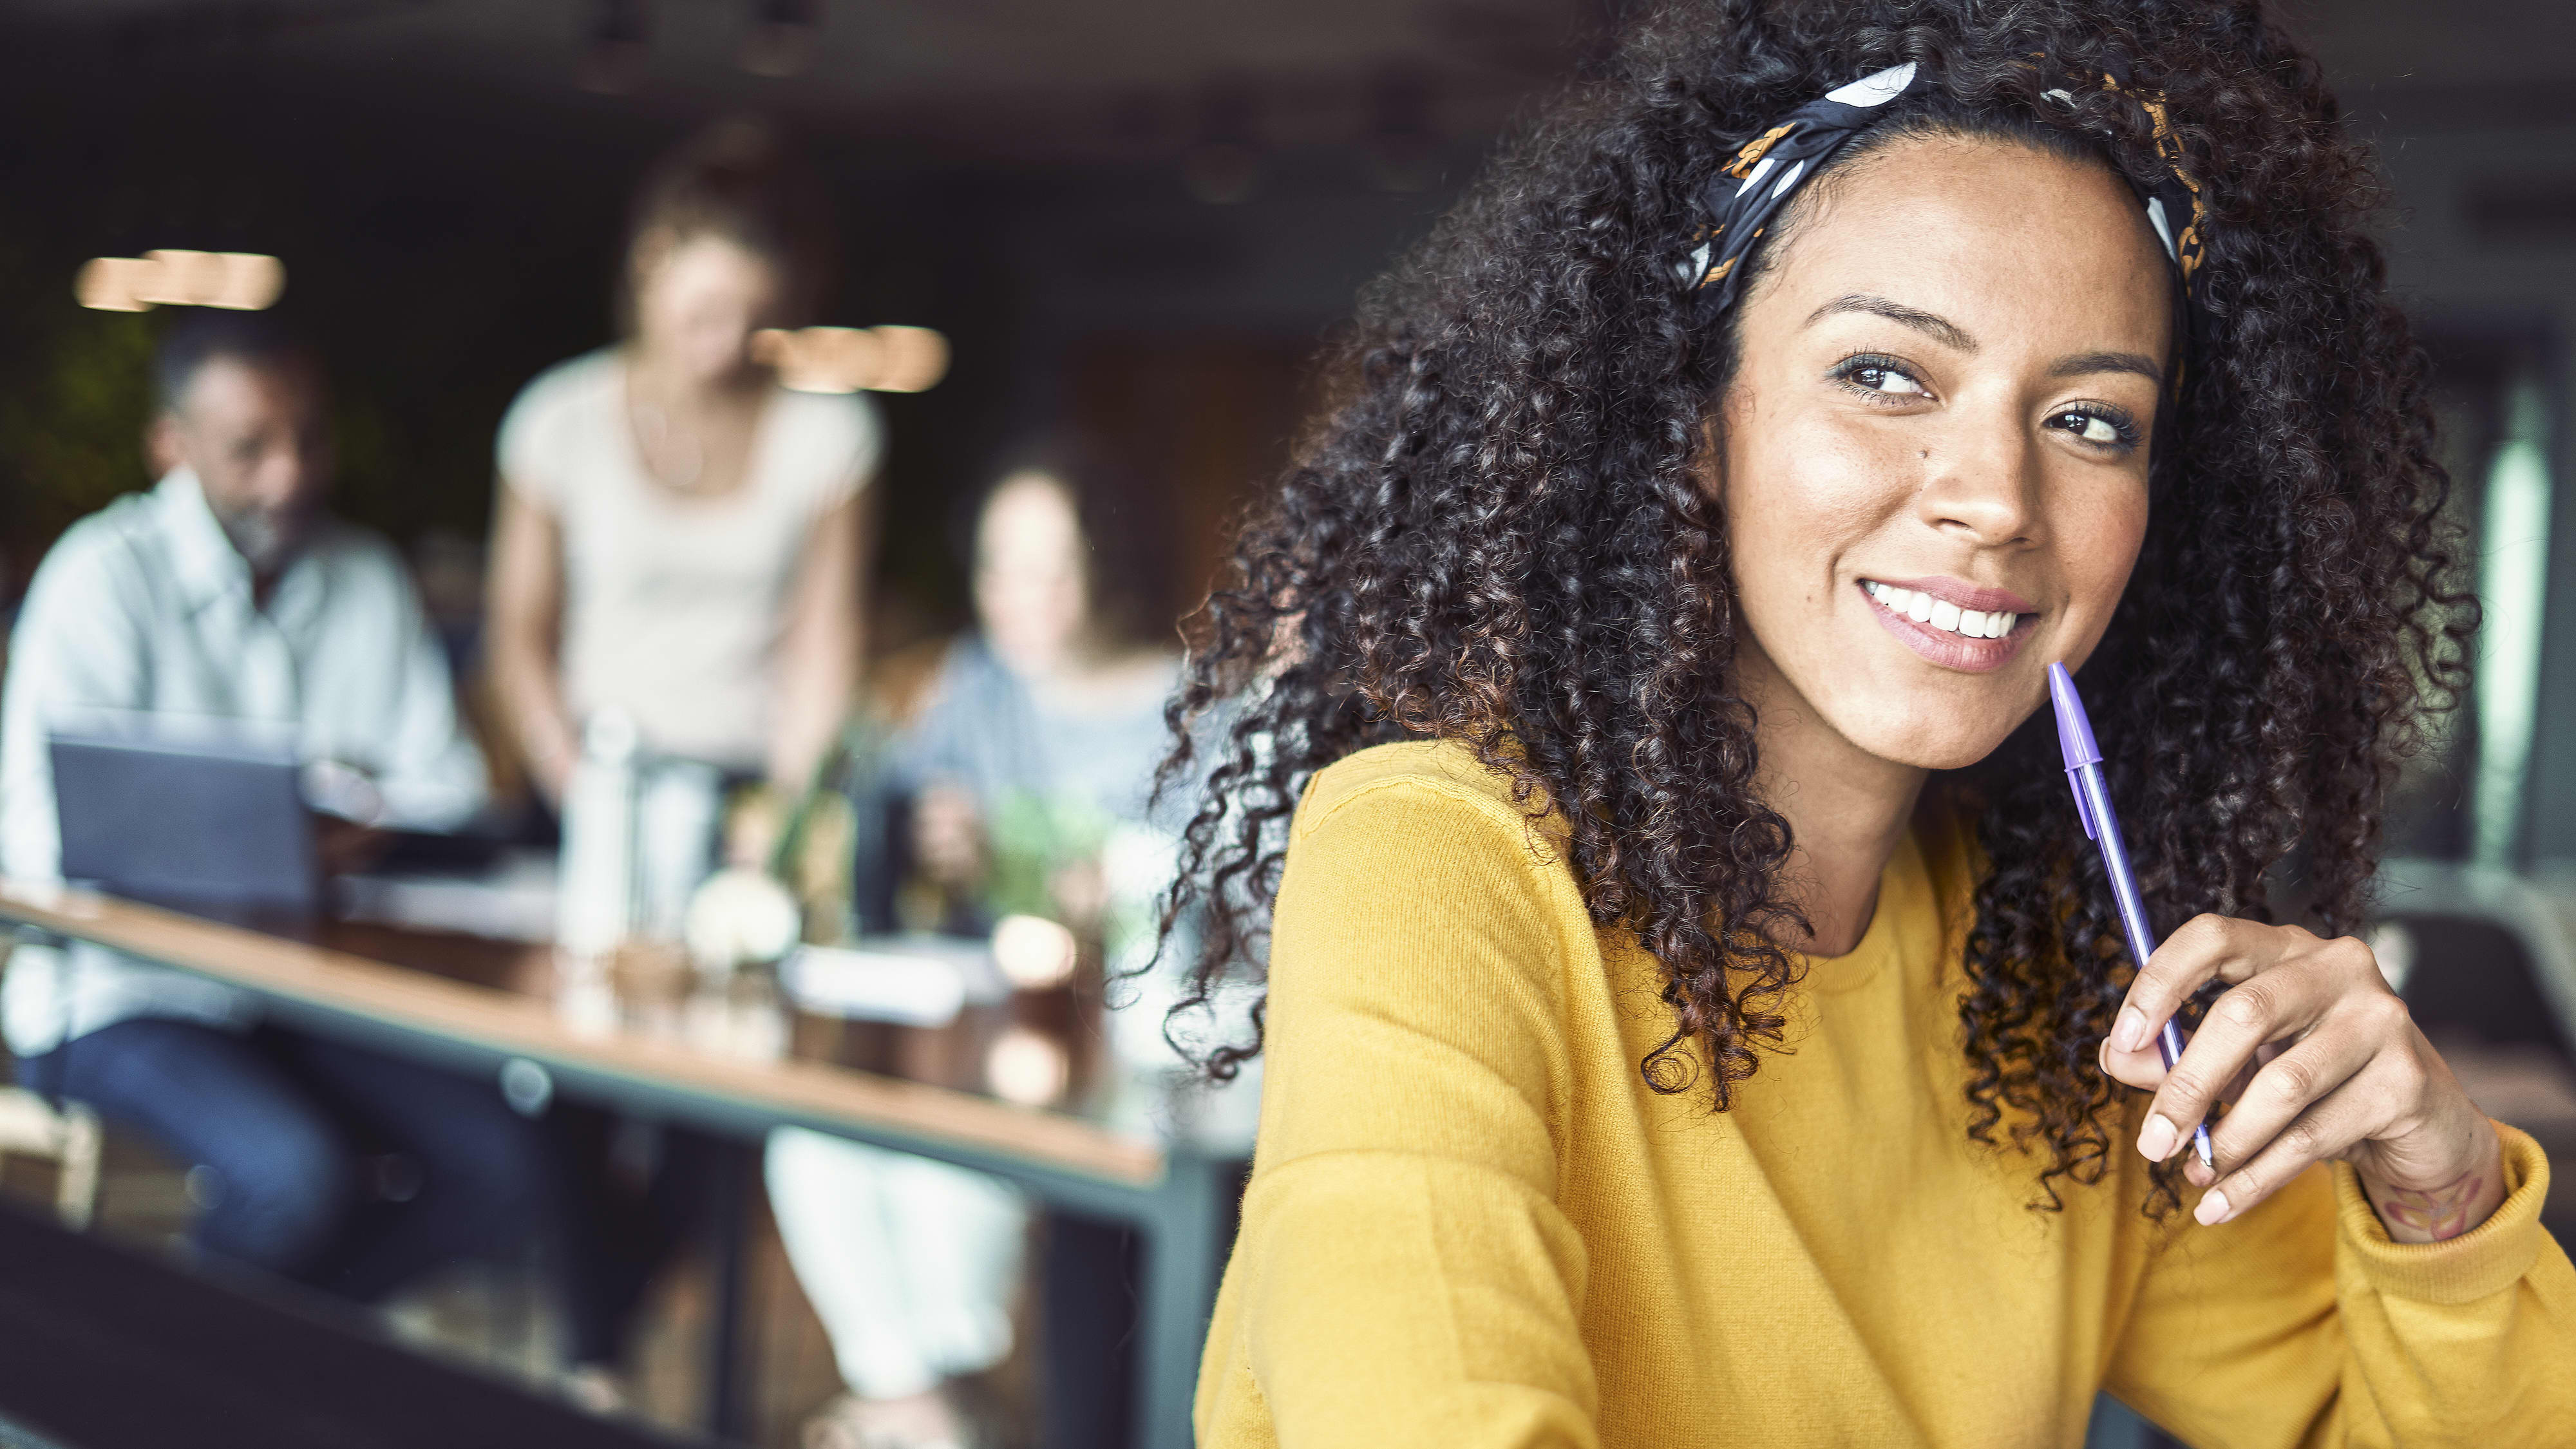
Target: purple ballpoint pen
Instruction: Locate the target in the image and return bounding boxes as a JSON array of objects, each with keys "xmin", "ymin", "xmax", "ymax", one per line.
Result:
[{"xmin": 2047, "ymin": 661, "xmax": 2217, "ymax": 1171}]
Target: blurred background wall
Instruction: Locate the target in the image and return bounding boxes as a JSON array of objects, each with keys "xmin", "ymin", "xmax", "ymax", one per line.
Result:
[
  {"xmin": 0, "ymin": 0, "xmax": 2573, "ymax": 858},
  {"xmin": 0, "ymin": 0, "xmax": 1622, "ymax": 659}
]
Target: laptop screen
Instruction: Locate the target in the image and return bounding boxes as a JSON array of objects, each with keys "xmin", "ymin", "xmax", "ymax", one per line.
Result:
[{"xmin": 50, "ymin": 731, "xmax": 320, "ymax": 914}]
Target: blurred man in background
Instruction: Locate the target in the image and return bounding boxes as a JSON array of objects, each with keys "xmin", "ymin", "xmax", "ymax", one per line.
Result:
[{"xmin": 0, "ymin": 311, "xmax": 551, "ymax": 1309}]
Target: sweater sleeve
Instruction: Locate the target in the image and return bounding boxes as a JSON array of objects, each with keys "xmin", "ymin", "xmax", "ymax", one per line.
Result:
[
  {"xmin": 1202, "ymin": 772, "xmax": 1600, "ymax": 1449},
  {"xmin": 2107, "ymin": 1122, "xmax": 2576, "ymax": 1448}
]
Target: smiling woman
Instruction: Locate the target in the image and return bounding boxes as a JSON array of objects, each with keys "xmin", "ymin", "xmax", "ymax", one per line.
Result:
[{"xmin": 1154, "ymin": 1, "xmax": 2576, "ymax": 1446}]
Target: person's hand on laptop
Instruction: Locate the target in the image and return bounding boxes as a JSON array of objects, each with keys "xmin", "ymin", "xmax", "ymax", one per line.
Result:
[
  {"xmin": 303, "ymin": 759, "xmax": 390, "ymax": 876},
  {"xmin": 314, "ymin": 815, "xmax": 391, "ymax": 876}
]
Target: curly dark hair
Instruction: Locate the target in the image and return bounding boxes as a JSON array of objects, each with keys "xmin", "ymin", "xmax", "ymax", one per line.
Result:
[{"xmin": 1151, "ymin": 0, "xmax": 2472, "ymax": 1213}]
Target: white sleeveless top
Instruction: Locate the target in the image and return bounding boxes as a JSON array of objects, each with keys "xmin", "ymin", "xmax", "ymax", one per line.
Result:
[{"xmin": 498, "ymin": 350, "xmax": 880, "ymax": 771}]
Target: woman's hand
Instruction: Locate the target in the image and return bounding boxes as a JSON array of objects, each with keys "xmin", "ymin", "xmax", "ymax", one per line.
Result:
[
  {"xmin": 2098, "ymin": 915, "xmax": 2505, "ymax": 1243},
  {"xmin": 483, "ymin": 484, "xmax": 581, "ymax": 807}
]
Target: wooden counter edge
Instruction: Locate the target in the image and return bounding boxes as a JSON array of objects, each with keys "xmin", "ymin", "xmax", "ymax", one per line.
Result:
[{"xmin": 0, "ymin": 882, "xmax": 1166, "ymax": 1188}]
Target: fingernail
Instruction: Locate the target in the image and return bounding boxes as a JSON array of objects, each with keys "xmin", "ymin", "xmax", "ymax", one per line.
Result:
[
  {"xmin": 2195, "ymin": 1188, "xmax": 2231, "ymax": 1226},
  {"xmin": 2114, "ymin": 1007, "xmax": 2149, "ymax": 1053},
  {"xmin": 2137, "ymin": 1113, "xmax": 2177, "ymax": 1161}
]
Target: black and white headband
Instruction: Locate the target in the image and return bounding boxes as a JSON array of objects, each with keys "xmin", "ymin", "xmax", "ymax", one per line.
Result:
[{"xmin": 1674, "ymin": 58, "xmax": 2210, "ymax": 375}]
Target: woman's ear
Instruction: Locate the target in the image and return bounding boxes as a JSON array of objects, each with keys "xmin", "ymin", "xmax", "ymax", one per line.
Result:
[{"xmin": 1695, "ymin": 409, "xmax": 1731, "ymax": 504}]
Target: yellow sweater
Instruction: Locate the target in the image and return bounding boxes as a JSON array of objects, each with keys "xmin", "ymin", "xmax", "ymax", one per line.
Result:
[{"xmin": 1195, "ymin": 741, "xmax": 2576, "ymax": 1448}]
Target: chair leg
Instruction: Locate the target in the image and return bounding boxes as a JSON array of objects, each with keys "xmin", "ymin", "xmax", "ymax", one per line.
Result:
[{"xmin": 56, "ymin": 1102, "xmax": 101, "ymax": 1232}]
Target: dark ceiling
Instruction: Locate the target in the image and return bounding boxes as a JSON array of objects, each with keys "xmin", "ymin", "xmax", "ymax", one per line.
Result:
[
  {"xmin": 5, "ymin": 0, "xmax": 1613, "ymax": 162},
  {"xmin": 12, "ymin": 0, "xmax": 2567, "ymax": 160}
]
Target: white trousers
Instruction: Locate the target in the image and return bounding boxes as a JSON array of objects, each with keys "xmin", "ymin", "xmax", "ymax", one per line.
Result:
[{"xmin": 764, "ymin": 1127, "xmax": 1032, "ymax": 1399}]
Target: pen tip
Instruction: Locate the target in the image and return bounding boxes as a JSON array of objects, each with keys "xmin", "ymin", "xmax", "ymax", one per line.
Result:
[{"xmin": 2048, "ymin": 663, "xmax": 2103, "ymax": 771}]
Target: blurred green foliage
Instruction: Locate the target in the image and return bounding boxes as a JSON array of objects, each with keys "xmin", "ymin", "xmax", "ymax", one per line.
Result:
[
  {"xmin": 0, "ymin": 251, "xmax": 160, "ymax": 582},
  {"xmin": 985, "ymin": 788, "xmax": 1116, "ymax": 922},
  {"xmin": 0, "ymin": 285, "xmax": 412, "ymax": 596}
]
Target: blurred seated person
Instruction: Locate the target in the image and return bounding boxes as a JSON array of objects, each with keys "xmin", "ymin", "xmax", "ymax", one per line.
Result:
[
  {"xmin": 900, "ymin": 460, "xmax": 1180, "ymax": 936},
  {"xmin": 768, "ymin": 451, "xmax": 1183, "ymax": 1449},
  {"xmin": 486, "ymin": 118, "xmax": 876, "ymax": 802},
  {"xmin": 0, "ymin": 312, "xmax": 553, "ymax": 1309}
]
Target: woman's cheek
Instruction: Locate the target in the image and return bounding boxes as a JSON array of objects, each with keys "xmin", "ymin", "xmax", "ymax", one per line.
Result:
[
  {"xmin": 1777, "ymin": 415, "xmax": 1919, "ymax": 537},
  {"xmin": 2069, "ymin": 478, "xmax": 2151, "ymax": 610},
  {"xmin": 2045, "ymin": 476, "xmax": 2150, "ymax": 660},
  {"xmin": 1721, "ymin": 389, "xmax": 1917, "ymax": 571}
]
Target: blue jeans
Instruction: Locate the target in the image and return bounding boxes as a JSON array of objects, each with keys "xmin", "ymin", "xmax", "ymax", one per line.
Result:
[{"xmin": 19, "ymin": 1018, "xmax": 553, "ymax": 1303}]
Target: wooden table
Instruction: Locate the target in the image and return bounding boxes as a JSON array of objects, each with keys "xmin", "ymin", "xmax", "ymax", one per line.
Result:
[{"xmin": 0, "ymin": 881, "xmax": 1231, "ymax": 1449}]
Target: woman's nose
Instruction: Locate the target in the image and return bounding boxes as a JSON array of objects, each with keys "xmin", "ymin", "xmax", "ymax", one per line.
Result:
[{"xmin": 1912, "ymin": 404, "xmax": 2040, "ymax": 547}]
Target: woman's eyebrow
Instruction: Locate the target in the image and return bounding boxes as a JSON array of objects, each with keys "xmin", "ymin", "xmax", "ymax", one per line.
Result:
[
  {"xmin": 1804, "ymin": 294, "xmax": 2162, "ymax": 384},
  {"xmin": 1804, "ymin": 293, "xmax": 1977, "ymax": 351},
  {"xmin": 2050, "ymin": 350, "xmax": 2166, "ymax": 384}
]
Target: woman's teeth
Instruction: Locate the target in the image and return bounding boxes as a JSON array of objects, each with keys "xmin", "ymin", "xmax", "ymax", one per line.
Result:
[{"xmin": 1864, "ymin": 582, "xmax": 2016, "ymax": 639}]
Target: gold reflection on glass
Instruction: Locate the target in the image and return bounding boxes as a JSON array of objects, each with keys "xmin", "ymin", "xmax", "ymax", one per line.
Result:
[
  {"xmin": 990, "ymin": 913, "xmax": 1079, "ymax": 990},
  {"xmin": 217, "ymin": 252, "xmax": 288, "ymax": 310},
  {"xmin": 752, "ymin": 325, "xmax": 950, "ymax": 393},
  {"xmin": 985, "ymin": 1026, "xmax": 1071, "ymax": 1107},
  {"xmin": 73, "ymin": 257, "xmax": 156, "ymax": 312},
  {"xmin": 869, "ymin": 325, "xmax": 950, "ymax": 393},
  {"xmin": 135, "ymin": 249, "xmax": 228, "ymax": 307},
  {"xmin": 74, "ymin": 251, "xmax": 286, "ymax": 312}
]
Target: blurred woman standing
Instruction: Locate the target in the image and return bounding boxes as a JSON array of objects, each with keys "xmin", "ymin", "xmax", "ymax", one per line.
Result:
[
  {"xmin": 488, "ymin": 118, "xmax": 875, "ymax": 801},
  {"xmin": 483, "ymin": 118, "xmax": 878, "ymax": 1397}
]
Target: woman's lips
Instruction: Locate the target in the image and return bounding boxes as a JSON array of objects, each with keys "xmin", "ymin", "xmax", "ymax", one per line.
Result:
[
  {"xmin": 1870, "ymin": 574, "xmax": 2039, "ymax": 616},
  {"xmin": 1861, "ymin": 580, "xmax": 2031, "ymax": 674}
]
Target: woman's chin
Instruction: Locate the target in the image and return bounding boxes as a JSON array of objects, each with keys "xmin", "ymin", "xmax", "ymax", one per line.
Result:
[{"xmin": 1843, "ymin": 717, "xmax": 2022, "ymax": 774}]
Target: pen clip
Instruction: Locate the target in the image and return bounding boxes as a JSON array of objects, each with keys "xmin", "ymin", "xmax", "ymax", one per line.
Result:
[{"xmin": 2065, "ymin": 768, "xmax": 2099, "ymax": 841}]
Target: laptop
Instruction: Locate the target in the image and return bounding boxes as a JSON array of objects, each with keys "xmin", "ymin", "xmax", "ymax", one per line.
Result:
[{"xmin": 50, "ymin": 730, "xmax": 321, "ymax": 916}]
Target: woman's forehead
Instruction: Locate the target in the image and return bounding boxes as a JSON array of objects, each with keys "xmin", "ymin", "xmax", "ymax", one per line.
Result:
[
  {"xmin": 1750, "ymin": 133, "xmax": 2173, "ymax": 355},
  {"xmin": 644, "ymin": 229, "xmax": 779, "ymax": 288},
  {"xmin": 979, "ymin": 475, "xmax": 1083, "ymax": 552}
]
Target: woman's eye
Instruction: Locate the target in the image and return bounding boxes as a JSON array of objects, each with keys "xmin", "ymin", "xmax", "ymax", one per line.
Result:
[
  {"xmin": 1846, "ymin": 363, "xmax": 1927, "ymax": 397},
  {"xmin": 2049, "ymin": 410, "xmax": 2132, "ymax": 447}
]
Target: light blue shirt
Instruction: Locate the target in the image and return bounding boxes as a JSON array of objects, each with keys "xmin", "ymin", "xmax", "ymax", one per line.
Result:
[{"xmin": 1, "ymin": 470, "xmax": 486, "ymax": 1054}]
